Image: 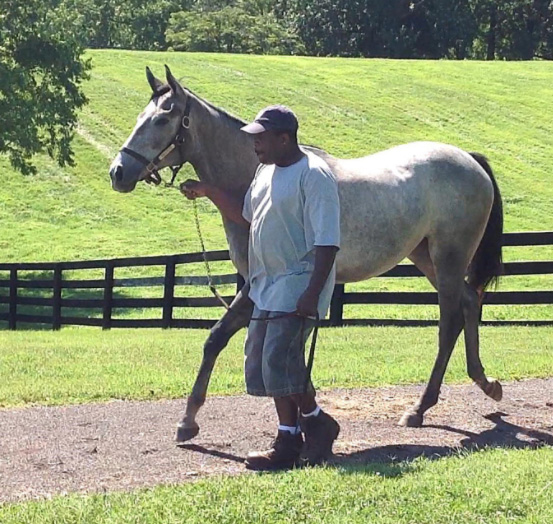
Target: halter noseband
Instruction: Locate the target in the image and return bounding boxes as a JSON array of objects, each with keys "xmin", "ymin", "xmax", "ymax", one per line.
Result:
[{"xmin": 120, "ymin": 95, "xmax": 192, "ymax": 186}]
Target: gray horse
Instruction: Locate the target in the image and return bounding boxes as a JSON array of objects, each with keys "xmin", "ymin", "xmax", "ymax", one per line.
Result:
[{"xmin": 109, "ymin": 66, "xmax": 504, "ymax": 442}]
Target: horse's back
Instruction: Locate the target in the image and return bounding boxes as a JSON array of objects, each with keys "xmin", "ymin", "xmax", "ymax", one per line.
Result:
[{"xmin": 308, "ymin": 142, "xmax": 495, "ymax": 282}]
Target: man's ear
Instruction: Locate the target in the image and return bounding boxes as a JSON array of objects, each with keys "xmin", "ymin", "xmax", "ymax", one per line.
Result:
[{"xmin": 277, "ymin": 131, "xmax": 290, "ymax": 146}]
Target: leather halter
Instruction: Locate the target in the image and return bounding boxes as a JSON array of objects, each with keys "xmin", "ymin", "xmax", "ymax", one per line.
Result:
[{"xmin": 120, "ymin": 95, "xmax": 192, "ymax": 186}]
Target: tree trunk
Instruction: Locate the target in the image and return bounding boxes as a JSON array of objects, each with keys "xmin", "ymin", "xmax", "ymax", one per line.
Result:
[{"xmin": 486, "ymin": 4, "xmax": 497, "ymax": 60}]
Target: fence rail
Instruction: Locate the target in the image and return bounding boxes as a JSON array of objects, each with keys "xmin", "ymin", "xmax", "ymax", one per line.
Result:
[{"xmin": 0, "ymin": 232, "xmax": 552, "ymax": 330}]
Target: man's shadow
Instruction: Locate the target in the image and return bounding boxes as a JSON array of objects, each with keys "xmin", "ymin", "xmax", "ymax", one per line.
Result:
[{"xmin": 178, "ymin": 411, "xmax": 553, "ymax": 478}]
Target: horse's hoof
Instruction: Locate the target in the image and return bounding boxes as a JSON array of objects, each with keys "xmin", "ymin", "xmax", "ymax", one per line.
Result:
[
  {"xmin": 175, "ymin": 422, "xmax": 200, "ymax": 445},
  {"xmin": 483, "ymin": 378, "xmax": 503, "ymax": 402},
  {"xmin": 398, "ymin": 411, "xmax": 423, "ymax": 427}
]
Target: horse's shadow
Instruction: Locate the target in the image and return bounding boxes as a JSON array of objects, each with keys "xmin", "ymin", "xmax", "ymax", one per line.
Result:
[
  {"xmin": 330, "ymin": 411, "xmax": 553, "ymax": 476},
  {"xmin": 180, "ymin": 411, "xmax": 553, "ymax": 478}
]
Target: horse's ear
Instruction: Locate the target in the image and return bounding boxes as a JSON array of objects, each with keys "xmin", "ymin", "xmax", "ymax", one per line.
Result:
[
  {"xmin": 146, "ymin": 67, "xmax": 163, "ymax": 93},
  {"xmin": 165, "ymin": 64, "xmax": 185, "ymax": 97}
]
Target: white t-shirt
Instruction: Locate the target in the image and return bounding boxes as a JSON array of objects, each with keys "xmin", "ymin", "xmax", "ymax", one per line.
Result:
[{"xmin": 242, "ymin": 150, "xmax": 340, "ymax": 317}]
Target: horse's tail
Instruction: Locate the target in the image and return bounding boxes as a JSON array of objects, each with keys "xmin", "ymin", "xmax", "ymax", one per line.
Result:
[{"xmin": 467, "ymin": 152, "xmax": 504, "ymax": 296}]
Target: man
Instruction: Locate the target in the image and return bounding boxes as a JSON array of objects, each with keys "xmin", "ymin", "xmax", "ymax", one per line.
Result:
[{"xmin": 180, "ymin": 105, "xmax": 341, "ymax": 470}]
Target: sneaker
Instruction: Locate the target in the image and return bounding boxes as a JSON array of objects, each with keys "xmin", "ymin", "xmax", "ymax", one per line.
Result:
[
  {"xmin": 299, "ymin": 410, "xmax": 340, "ymax": 466},
  {"xmin": 245, "ymin": 431, "xmax": 303, "ymax": 471}
]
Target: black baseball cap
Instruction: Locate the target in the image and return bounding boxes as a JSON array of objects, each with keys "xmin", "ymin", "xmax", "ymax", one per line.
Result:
[{"xmin": 241, "ymin": 105, "xmax": 299, "ymax": 134}]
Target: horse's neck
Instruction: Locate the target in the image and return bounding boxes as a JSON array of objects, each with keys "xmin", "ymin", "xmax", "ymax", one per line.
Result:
[
  {"xmin": 188, "ymin": 100, "xmax": 258, "ymax": 197},
  {"xmin": 186, "ymin": 97, "xmax": 255, "ymax": 275}
]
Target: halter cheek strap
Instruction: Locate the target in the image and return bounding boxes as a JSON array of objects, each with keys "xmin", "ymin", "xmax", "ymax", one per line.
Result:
[{"xmin": 120, "ymin": 95, "xmax": 192, "ymax": 186}]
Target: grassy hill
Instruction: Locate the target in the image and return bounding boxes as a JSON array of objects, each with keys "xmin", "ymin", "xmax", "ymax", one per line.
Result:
[
  {"xmin": 1, "ymin": 51, "xmax": 552, "ymax": 324},
  {"xmin": 1, "ymin": 50, "xmax": 552, "ymax": 265},
  {"xmin": 1, "ymin": 54, "xmax": 552, "ymax": 519}
]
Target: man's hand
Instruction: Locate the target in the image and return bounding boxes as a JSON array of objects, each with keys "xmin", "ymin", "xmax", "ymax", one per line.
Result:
[
  {"xmin": 296, "ymin": 288, "xmax": 319, "ymax": 318},
  {"xmin": 180, "ymin": 179, "xmax": 210, "ymax": 200}
]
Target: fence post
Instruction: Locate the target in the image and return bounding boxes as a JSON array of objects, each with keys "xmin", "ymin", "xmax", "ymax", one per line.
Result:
[
  {"xmin": 52, "ymin": 265, "xmax": 62, "ymax": 330},
  {"xmin": 162, "ymin": 255, "xmax": 177, "ymax": 329},
  {"xmin": 329, "ymin": 284, "xmax": 345, "ymax": 327},
  {"xmin": 9, "ymin": 268, "xmax": 17, "ymax": 330},
  {"xmin": 102, "ymin": 262, "xmax": 114, "ymax": 330}
]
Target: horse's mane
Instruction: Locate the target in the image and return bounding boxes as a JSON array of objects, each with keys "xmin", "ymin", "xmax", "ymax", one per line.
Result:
[
  {"xmin": 151, "ymin": 82, "xmax": 246, "ymax": 129},
  {"xmin": 150, "ymin": 82, "xmax": 329, "ymax": 154}
]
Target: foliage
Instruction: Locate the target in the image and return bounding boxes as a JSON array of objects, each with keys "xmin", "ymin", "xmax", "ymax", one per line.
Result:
[
  {"xmin": 0, "ymin": 0, "xmax": 90, "ymax": 174},
  {"xmin": 61, "ymin": 0, "xmax": 192, "ymax": 50},
  {"xmin": 278, "ymin": 0, "xmax": 553, "ymax": 59},
  {"xmin": 16, "ymin": 0, "xmax": 553, "ymax": 59},
  {"xmin": 166, "ymin": 0, "xmax": 303, "ymax": 54},
  {"xmin": 470, "ymin": 0, "xmax": 553, "ymax": 59}
]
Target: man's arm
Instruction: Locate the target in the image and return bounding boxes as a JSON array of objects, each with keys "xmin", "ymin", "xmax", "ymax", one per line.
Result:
[
  {"xmin": 180, "ymin": 179, "xmax": 250, "ymax": 228},
  {"xmin": 295, "ymin": 245, "xmax": 339, "ymax": 318}
]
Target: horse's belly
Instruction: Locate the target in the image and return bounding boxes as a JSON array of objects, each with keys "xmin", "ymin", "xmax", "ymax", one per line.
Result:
[
  {"xmin": 334, "ymin": 180, "xmax": 428, "ymax": 282},
  {"xmin": 335, "ymin": 231, "xmax": 422, "ymax": 282}
]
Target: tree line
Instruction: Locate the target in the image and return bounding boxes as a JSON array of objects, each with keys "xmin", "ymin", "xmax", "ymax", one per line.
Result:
[
  {"xmin": 65, "ymin": 0, "xmax": 553, "ymax": 59},
  {"xmin": 1, "ymin": 0, "xmax": 551, "ymax": 174}
]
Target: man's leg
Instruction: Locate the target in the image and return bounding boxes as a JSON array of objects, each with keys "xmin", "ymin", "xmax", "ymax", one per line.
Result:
[
  {"xmin": 274, "ymin": 396, "xmax": 298, "ymax": 427},
  {"xmin": 245, "ymin": 394, "xmax": 303, "ymax": 470},
  {"xmin": 246, "ymin": 312, "xmax": 339, "ymax": 469},
  {"xmin": 244, "ymin": 309, "xmax": 303, "ymax": 471},
  {"xmin": 274, "ymin": 391, "xmax": 316, "ymax": 426}
]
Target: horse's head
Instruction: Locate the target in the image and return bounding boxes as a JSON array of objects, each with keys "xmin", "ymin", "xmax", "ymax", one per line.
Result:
[{"xmin": 109, "ymin": 66, "xmax": 193, "ymax": 193}]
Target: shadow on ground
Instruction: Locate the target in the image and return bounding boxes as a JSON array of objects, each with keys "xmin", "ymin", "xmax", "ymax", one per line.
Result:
[
  {"xmin": 179, "ymin": 411, "xmax": 553, "ymax": 479},
  {"xmin": 331, "ymin": 411, "xmax": 553, "ymax": 474}
]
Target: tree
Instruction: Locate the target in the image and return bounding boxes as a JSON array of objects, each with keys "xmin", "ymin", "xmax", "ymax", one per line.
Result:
[
  {"xmin": 0, "ymin": 0, "xmax": 90, "ymax": 174},
  {"xmin": 470, "ymin": 0, "xmax": 553, "ymax": 59},
  {"xmin": 166, "ymin": 0, "xmax": 303, "ymax": 54},
  {"xmin": 398, "ymin": 0, "xmax": 477, "ymax": 59},
  {"xmin": 278, "ymin": 0, "xmax": 476, "ymax": 58}
]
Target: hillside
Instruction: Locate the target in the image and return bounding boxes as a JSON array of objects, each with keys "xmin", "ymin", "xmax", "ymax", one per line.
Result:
[{"xmin": 1, "ymin": 51, "xmax": 552, "ymax": 264}]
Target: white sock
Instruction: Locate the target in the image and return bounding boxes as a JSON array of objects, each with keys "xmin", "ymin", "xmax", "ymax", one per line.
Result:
[
  {"xmin": 278, "ymin": 424, "xmax": 301, "ymax": 435},
  {"xmin": 301, "ymin": 405, "xmax": 321, "ymax": 418}
]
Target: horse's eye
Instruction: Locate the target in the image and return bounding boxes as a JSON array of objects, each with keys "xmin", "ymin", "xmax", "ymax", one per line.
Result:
[{"xmin": 154, "ymin": 117, "xmax": 169, "ymax": 126}]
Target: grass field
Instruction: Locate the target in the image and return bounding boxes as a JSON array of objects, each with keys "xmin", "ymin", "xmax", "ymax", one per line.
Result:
[
  {"xmin": 1, "ymin": 51, "xmax": 553, "ymax": 324},
  {"xmin": 1, "ymin": 52, "xmax": 552, "ymax": 520},
  {"xmin": 1, "ymin": 52, "xmax": 552, "ymax": 264},
  {"xmin": 0, "ymin": 325, "xmax": 552, "ymax": 407},
  {"xmin": 2, "ymin": 447, "xmax": 552, "ymax": 523}
]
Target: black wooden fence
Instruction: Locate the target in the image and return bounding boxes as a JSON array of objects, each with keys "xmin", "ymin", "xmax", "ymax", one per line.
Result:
[{"xmin": 1, "ymin": 231, "xmax": 552, "ymax": 330}]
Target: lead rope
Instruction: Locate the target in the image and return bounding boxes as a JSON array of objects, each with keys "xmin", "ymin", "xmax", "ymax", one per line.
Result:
[
  {"xmin": 192, "ymin": 198, "xmax": 231, "ymax": 310},
  {"xmin": 190, "ymin": 192, "xmax": 319, "ymax": 418}
]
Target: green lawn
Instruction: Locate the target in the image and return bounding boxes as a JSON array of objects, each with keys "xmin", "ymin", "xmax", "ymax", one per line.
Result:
[
  {"xmin": 2, "ymin": 447, "xmax": 552, "ymax": 523},
  {"xmin": 1, "ymin": 52, "xmax": 553, "ymax": 520},
  {"xmin": 1, "ymin": 325, "xmax": 552, "ymax": 407},
  {"xmin": 0, "ymin": 52, "xmax": 552, "ymax": 266},
  {"xmin": 1, "ymin": 51, "xmax": 553, "ymax": 325}
]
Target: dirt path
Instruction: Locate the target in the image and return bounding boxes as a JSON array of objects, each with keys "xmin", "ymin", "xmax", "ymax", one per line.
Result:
[{"xmin": 1, "ymin": 379, "xmax": 552, "ymax": 503}]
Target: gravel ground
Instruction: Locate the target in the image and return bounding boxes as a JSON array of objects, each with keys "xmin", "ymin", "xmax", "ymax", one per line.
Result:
[{"xmin": 1, "ymin": 379, "xmax": 552, "ymax": 503}]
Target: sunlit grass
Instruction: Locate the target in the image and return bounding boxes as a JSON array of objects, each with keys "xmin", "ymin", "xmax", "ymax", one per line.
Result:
[
  {"xmin": 1, "ymin": 325, "xmax": 551, "ymax": 407},
  {"xmin": 2, "ymin": 447, "xmax": 552, "ymax": 523}
]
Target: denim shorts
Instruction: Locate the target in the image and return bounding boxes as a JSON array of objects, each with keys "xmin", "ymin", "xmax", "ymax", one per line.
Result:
[{"xmin": 244, "ymin": 305, "xmax": 316, "ymax": 397}]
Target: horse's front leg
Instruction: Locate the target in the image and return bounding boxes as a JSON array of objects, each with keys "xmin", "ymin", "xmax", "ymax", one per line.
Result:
[{"xmin": 176, "ymin": 283, "xmax": 253, "ymax": 444}]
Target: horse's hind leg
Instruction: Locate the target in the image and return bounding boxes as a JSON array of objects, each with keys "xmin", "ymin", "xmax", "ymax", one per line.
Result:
[
  {"xmin": 399, "ymin": 241, "xmax": 465, "ymax": 427},
  {"xmin": 176, "ymin": 283, "xmax": 253, "ymax": 444},
  {"xmin": 462, "ymin": 283, "xmax": 502, "ymax": 401}
]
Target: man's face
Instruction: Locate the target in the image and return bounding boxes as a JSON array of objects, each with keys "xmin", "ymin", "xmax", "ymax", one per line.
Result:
[{"xmin": 253, "ymin": 130, "xmax": 289, "ymax": 165}]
